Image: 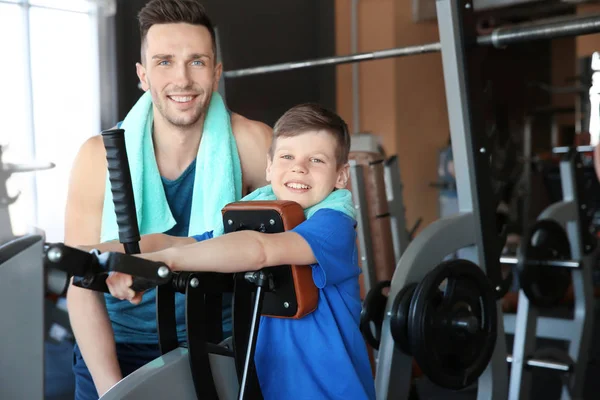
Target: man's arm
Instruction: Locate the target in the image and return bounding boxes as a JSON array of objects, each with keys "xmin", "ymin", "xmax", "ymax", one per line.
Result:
[
  {"xmin": 147, "ymin": 230, "xmax": 315, "ymax": 273},
  {"xmin": 64, "ymin": 135, "xmax": 123, "ymax": 396},
  {"xmin": 231, "ymin": 113, "xmax": 272, "ymax": 194}
]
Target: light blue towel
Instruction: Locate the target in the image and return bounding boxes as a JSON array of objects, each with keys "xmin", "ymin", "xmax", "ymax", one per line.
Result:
[
  {"xmin": 100, "ymin": 91, "xmax": 242, "ymax": 242},
  {"xmin": 212, "ymin": 185, "xmax": 356, "ymax": 237}
]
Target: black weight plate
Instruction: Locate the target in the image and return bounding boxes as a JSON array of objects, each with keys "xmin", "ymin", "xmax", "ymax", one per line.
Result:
[
  {"xmin": 389, "ymin": 283, "xmax": 418, "ymax": 355},
  {"xmin": 408, "ymin": 259, "xmax": 497, "ymax": 390},
  {"xmin": 518, "ymin": 219, "xmax": 571, "ymax": 308},
  {"xmin": 360, "ymin": 280, "xmax": 391, "ymax": 349}
]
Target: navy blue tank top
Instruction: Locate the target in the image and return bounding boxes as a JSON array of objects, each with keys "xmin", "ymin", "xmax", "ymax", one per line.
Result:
[{"xmin": 109, "ymin": 159, "xmax": 232, "ymax": 343}]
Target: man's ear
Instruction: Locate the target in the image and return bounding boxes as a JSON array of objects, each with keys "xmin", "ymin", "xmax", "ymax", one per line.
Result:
[
  {"xmin": 335, "ymin": 163, "xmax": 350, "ymax": 189},
  {"xmin": 136, "ymin": 62, "xmax": 149, "ymax": 92},
  {"xmin": 212, "ymin": 62, "xmax": 223, "ymax": 92}
]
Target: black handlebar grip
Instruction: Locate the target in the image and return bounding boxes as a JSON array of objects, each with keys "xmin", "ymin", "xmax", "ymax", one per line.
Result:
[{"xmin": 101, "ymin": 129, "xmax": 141, "ymax": 250}]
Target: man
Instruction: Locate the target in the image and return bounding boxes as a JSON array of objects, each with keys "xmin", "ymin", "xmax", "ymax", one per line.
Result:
[{"xmin": 65, "ymin": 1, "xmax": 271, "ymax": 398}]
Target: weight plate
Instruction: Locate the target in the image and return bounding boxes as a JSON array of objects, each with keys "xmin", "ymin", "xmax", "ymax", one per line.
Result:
[
  {"xmin": 518, "ymin": 219, "xmax": 571, "ymax": 308},
  {"xmin": 359, "ymin": 280, "xmax": 391, "ymax": 349},
  {"xmin": 389, "ymin": 283, "xmax": 418, "ymax": 355},
  {"xmin": 408, "ymin": 259, "xmax": 497, "ymax": 390}
]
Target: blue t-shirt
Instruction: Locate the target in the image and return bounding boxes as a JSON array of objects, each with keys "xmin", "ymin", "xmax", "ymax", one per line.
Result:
[{"xmin": 244, "ymin": 209, "xmax": 375, "ymax": 400}]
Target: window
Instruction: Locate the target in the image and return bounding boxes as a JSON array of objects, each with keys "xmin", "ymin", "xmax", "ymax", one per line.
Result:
[{"xmin": 2, "ymin": 0, "xmax": 115, "ymax": 242}]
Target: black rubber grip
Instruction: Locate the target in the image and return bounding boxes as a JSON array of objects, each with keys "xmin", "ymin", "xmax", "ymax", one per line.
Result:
[{"xmin": 101, "ymin": 129, "xmax": 141, "ymax": 247}]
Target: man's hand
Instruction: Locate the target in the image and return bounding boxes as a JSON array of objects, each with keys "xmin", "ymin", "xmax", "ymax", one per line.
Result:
[{"xmin": 106, "ymin": 272, "xmax": 143, "ymax": 305}]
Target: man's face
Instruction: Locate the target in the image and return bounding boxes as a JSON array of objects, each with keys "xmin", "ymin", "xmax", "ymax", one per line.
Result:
[
  {"xmin": 136, "ymin": 23, "xmax": 222, "ymax": 128},
  {"xmin": 266, "ymin": 130, "xmax": 349, "ymax": 209}
]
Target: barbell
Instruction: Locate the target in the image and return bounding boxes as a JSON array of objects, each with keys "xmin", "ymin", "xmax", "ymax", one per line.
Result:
[{"xmin": 223, "ymin": 14, "xmax": 600, "ymax": 79}]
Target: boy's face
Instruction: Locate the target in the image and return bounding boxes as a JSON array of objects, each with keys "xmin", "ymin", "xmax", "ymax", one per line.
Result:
[{"xmin": 266, "ymin": 130, "xmax": 349, "ymax": 209}]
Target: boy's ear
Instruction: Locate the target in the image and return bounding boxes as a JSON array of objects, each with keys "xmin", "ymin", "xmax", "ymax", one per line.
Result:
[
  {"xmin": 335, "ymin": 163, "xmax": 350, "ymax": 189},
  {"xmin": 265, "ymin": 155, "xmax": 273, "ymax": 182}
]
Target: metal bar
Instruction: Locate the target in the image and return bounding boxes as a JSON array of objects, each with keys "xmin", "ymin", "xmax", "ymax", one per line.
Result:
[
  {"xmin": 351, "ymin": 0, "xmax": 360, "ymax": 133},
  {"xmin": 223, "ymin": 14, "xmax": 600, "ymax": 79},
  {"xmin": 553, "ymin": 145, "xmax": 594, "ymax": 153},
  {"xmin": 223, "ymin": 43, "xmax": 442, "ymax": 78},
  {"xmin": 499, "ymin": 256, "xmax": 581, "ymax": 268},
  {"xmin": 506, "ymin": 355, "xmax": 572, "ymax": 373},
  {"xmin": 504, "ymin": 314, "xmax": 577, "ymax": 341},
  {"xmin": 479, "ymin": 14, "xmax": 600, "ymax": 47}
]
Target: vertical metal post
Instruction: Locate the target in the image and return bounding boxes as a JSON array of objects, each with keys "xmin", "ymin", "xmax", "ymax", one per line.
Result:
[
  {"xmin": 558, "ymin": 155, "xmax": 594, "ymax": 400},
  {"xmin": 351, "ymin": 0, "xmax": 360, "ymax": 133},
  {"xmin": 21, "ymin": 0, "xmax": 39, "ymax": 228},
  {"xmin": 384, "ymin": 156, "xmax": 410, "ymax": 262},
  {"xmin": 521, "ymin": 116, "xmax": 533, "ymax": 233},
  {"xmin": 349, "ymin": 160, "xmax": 376, "ymax": 295},
  {"xmin": 436, "ymin": 0, "xmax": 503, "ymax": 287},
  {"xmin": 436, "ymin": 0, "xmax": 508, "ymax": 398}
]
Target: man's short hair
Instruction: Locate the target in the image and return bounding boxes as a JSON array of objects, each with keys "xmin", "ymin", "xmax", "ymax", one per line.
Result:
[
  {"xmin": 270, "ymin": 104, "xmax": 351, "ymax": 167},
  {"xmin": 138, "ymin": 0, "xmax": 217, "ymax": 63}
]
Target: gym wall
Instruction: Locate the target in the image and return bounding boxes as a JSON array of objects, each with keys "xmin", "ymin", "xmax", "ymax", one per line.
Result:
[
  {"xmin": 113, "ymin": 0, "xmax": 336, "ymax": 127},
  {"xmin": 335, "ymin": 0, "xmax": 581, "ymax": 236}
]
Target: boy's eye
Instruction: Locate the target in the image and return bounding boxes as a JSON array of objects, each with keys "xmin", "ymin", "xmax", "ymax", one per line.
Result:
[
  {"xmin": 311, "ymin": 158, "xmax": 324, "ymax": 163},
  {"xmin": 281, "ymin": 154, "xmax": 293, "ymax": 160}
]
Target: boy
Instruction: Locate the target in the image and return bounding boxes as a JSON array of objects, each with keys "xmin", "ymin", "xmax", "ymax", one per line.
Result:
[{"xmin": 101, "ymin": 103, "xmax": 376, "ymax": 399}]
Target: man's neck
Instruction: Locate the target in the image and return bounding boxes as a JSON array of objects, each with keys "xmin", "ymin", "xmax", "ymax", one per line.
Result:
[{"xmin": 152, "ymin": 113, "xmax": 204, "ymax": 180}]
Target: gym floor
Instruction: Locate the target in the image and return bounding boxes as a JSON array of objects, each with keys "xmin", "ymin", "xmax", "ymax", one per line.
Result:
[{"xmin": 415, "ymin": 303, "xmax": 600, "ymax": 400}]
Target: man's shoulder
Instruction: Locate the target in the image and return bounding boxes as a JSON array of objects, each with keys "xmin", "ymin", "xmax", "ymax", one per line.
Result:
[
  {"xmin": 75, "ymin": 135, "xmax": 106, "ymax": 167},
  {"xmin": 230, "ymin": 113, "xmax": 272, "ymax": 145}
]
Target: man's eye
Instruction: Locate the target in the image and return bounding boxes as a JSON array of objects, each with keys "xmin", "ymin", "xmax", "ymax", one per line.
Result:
[
  {"xmin": 159, "ymin": 60, "xmax": 170, "ymax": 66},
  {"xmin": 191, "ymin": 60, "xmax": 205, "ymax": 66}
]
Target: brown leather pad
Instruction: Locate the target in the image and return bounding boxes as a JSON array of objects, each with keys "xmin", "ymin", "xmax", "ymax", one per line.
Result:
[{"xmin": 222, "ymin": 200, "xmax": 318, "ymax": 319}]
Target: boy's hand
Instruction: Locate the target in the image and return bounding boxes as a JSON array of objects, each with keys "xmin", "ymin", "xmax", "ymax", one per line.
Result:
[{"xmin": 106, "ymin": 272, "xmax": 143, "ymax": 305}]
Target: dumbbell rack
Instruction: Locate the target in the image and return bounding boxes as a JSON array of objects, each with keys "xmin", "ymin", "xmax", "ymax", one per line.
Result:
[
  {"xmin": 349, "ymin": 154, "xmax": 411, "ymax": 297},
  {"xmin": 503, "ymin": 133, "xmax": 597, "ymax": 397}
]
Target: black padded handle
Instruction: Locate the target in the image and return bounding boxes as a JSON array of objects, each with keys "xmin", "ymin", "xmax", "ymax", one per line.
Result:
[{"xmin": 101, "ymin": 129, "xmax": 141, "ymax": 250}]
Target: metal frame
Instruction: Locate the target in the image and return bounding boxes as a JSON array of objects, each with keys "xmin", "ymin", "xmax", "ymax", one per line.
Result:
[
  {"xmin": 0, "ymin": 235, "xmax": 45, "ymax": 400},
  {"xmin": 223, "ymin": 14, "xmax": 600, "ymax": 78},
  {"xmin": 376, "ymin": 0, "xmax": 509, "ymax": 397},
  {"xmin": 508, "ymin": 154, "xmax": 595, "ymax": 399},
  {"xmin": 384, "ymin": 156, "xmax": 411, "ymax": 263},
  {"xmin": 349, "ymin": 160, "xmax": 377, "ymax": 295}
]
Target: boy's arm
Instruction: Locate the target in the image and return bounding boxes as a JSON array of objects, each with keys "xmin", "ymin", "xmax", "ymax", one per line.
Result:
[
  {"xmin": 64, "ymin": 136, "xmax": 123, "ymax": 396},
  {"xmin": 149, "ymin": 230, "xmax": 316, "ymax": 273},
  {"xmin": 78, "ymin": 233, "xmax": 197, "ymax": 254}
]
